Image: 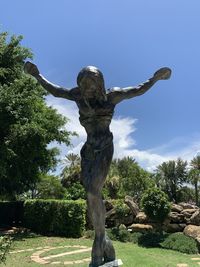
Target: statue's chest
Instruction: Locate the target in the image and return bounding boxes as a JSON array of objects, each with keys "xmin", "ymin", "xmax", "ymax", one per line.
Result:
[{"xmin": 77, "ymin": 99, "xmax": 114, "ymax": 118}]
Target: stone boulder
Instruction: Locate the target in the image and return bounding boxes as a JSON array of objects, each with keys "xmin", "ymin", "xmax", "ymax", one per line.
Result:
[
  {"xmin": 183, "ymin": 225, "xmax": 200, "ymax": 244},
  {"xmin": 168, "ymin": 212, "xmax": 185, "ymax": 223},
  {"xmin": 106, "ymin": 208, "xmax": 134, "ymax": 227},
  {"xmin": 181, "ymin": 209, "xmax": 197, "ymax": 219},
  {"xmin": 128, "ymin": 223, "xmax": 154, "ymax": 233},
  {"xmin": 179, "ymin": 202, "xmax": 198, "ymax": 210},
  {"xmin": 171, "ymin": 204, "xmax": 183, "ymax": 213},
  {"xmin": 134, "ymin": 212, "xmax": 149, "ymax": 224},
  {"xmin": 189, "ymin": 210, "xmax": 200, "ymax": 225},
  {"xmin": 124, "ymin": 196, "xmax": 139, "ymax": 218}
]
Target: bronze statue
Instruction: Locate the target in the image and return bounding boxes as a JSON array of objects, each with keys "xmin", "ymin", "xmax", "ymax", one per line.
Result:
[{"xmin": 24, "ymin": 62, "xmax": 171, "ymax": 267}]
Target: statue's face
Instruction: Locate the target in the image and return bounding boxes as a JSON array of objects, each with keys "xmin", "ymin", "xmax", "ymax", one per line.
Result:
[
  {"xmin": 79, "ymin": 75, "xmax": 100, "ymax": 98},
  {"xmin": 77, "ymin": 66, "xmax": 105, "ymax": 99}
]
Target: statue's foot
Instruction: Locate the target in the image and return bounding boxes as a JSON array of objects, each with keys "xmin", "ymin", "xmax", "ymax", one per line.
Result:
[{"xmin": 103, "ymin": 235, "xmax": 116, "ymax": 263}]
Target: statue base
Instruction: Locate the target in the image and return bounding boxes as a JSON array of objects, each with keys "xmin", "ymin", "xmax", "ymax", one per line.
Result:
[{"xmin": 99, "ymin": 259, "xmax": 123, "ymax": 267}]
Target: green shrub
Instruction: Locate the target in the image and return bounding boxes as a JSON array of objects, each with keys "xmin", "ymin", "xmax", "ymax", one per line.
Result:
[
  {"xmin": 110, "ymin": 199, "xmax": 130, "ymax": 218},
  {"xmin": 137, "ymin": 232, "xmax": 166, "ymax": 247},
  {"xmin": 106, "ymin": 227, "xmax": 131, "ymax": 242},
  {"xmin": 130, "ymin": 232, "xmax": 144, "ymax": 244},
  {"xmin": 0, "ymin": 236, "xmax": 12, "ymax": 263},
  {"xmin": 23, "ymin": 199, "xmax": 86, "ymax": 237},
  {"xmin": 0, "ymin": 201, "xmax": 24, "ymax": 227},
  {"xmin": 141, "ymin": 187, "xmax": 171, "ymax": 222},
  {"xmin": 106, "ymin": 228, "xmax": 118, "ymax": 241},
  {"xmin": 160, "ymin": 232, "xmax": 199, "ymax": 254}
]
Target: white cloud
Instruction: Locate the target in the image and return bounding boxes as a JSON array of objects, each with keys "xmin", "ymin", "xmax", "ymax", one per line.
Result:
[{"xmin": 46, "ymin": 96, "xmax": 200, "ymax": 173}]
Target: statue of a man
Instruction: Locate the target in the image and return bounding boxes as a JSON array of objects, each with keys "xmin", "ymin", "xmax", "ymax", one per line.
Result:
[{"xmin": 24, "ymin": 62, "xmax": 171, "ymax": 267}]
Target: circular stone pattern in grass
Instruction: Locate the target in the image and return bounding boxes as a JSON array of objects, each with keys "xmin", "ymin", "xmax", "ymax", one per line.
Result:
[{"xmin": 30, "ymin": 245, "xmax": 92, "ymax": 265}]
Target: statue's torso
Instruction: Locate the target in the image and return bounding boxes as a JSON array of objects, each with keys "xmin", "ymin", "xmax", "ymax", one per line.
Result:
[{"xmin": 76, "ymin": 97, "xmax": 115, "ymax": 149}]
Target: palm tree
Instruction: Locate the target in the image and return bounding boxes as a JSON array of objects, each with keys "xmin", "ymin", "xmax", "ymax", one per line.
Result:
[
  {"xmin": 156, "ymin": 158, "xmax": 187, "ymax": 203},
  {"xmin": 63, "ymin": 153, "xmax": 80, "ymax": 167},
  {"xmin": 61, "ymin": 153, "xmax": 81, "ymax": 176},
  {"xmin": 189, "ymin": 156, "xmax": 200, "ymax": 206}
]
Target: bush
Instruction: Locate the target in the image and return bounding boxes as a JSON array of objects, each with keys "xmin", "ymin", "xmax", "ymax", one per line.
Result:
[
  {"xmin": 0, "ymin": 236, "xmax": 12, "ymax": 263},
  {"xmin": 0, "ymin": 201, "xmax": 24, "ymax": 227},
  {"xmin": 130, "ymin": 232, "xmax": 143, "ymax": 244},
  {"xmin": 160, "ymin": 232, "xmax": 199, "ymax": 254},
  {"xmin": 141, "ymin": 187, "xmax": 171, "ymax": 222},
  {"xmin": 23, "ymin": 199, "xmax": 86, "ymax": 237},
  {"xmin": 137, "ymin": 232, "xmax": 166, "ymax": 247},
  {"xmin": 107, "ymin": 227, "xmax": 131, "ymax": 242}
]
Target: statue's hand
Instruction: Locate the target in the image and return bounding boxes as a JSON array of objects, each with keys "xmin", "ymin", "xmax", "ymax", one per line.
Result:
[
  {"xmin": 24, "ymin": 61, "xmax": 40, "ymax": 77},
  {"xmin": 153, "ymin": 67, "xmax": 171, "ymax": 81}
]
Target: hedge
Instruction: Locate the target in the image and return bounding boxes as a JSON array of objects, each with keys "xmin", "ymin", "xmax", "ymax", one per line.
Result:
[{"xmin": 23, "ymin": 199, "xmax": 86, "ymax": 237}]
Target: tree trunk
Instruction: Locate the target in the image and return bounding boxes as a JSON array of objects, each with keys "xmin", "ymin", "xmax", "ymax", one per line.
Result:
[{"xmin": 195, "ymin": 182, "xmax": 199, "ymax": 206}]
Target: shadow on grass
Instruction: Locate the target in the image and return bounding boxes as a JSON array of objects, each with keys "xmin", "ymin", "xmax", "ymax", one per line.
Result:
[
  {"xmin": 0, "ymin": 227, "xmax": 40, "ymax": 241},
  {"xmin": 11, "ymin": 231, "xmax": 39, "ymax": 241}
]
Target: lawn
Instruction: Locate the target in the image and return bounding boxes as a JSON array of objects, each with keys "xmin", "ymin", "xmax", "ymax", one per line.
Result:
[{"xmin": 1, "ymin": 233, "xmax": 200, "ymax": 267}]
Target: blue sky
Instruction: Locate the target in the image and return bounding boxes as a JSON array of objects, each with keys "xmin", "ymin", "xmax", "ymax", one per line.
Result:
[{"xmin": 1, "ymin": 0, "xmax": 200, "ymax": 170}]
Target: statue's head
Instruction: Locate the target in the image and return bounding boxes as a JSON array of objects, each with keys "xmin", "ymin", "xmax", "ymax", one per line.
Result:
[{"xmin": 77, "ymin": 66, "xmax": 106, "ymax": 100}]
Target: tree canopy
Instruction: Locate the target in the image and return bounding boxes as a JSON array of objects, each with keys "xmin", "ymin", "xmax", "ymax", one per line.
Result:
[
  {"xmin": 0, "ymin": 32, "xmax": 73, "ymax": 200},
  {"xmin": 155, "ymin": 158, "xmax": 188, "ymax": 203}
]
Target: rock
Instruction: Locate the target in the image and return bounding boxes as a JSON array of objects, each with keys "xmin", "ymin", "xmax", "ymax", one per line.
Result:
[
  {"xmin": 181, "ymin": 210, "xmax": 196, "ymax": 219},
  {"xmin": 106, "ymin": 208, "xmax": 134, "ymax": 227},
  {"xmin": 124, "ymin": 196, "xmax": 139, "ymax": 217},
  {"xmin": 162, "ymin": 223, "xmax": 186, "ymax": 233},
  {"xmin": 181, "ymin": 209, "xmax": 198, "ymax": 215},
  {"xmin": 168, "ymin": 212, "xmax": 185, "ymax": 223},
  {"xmin": 128, "ymin": 223, "xmax": 153, "ymax": 233},
  {"xmin": 171, "ymin": 204, "xmax": 183, "ymax": 213},
  {"xmin": 179, "ymin": 202, "xmax": 198, "ymax": 210},
  {"xmin": 121, "ymin": 214, "xmax": 134, "ymax": 226},
  {"xmin": 134, "ymin": 212, "xmax": 148, "ymax": 223},
  {"xmin": 184, "ymin": 225, "xmax": 200, "ymax": 241},
  {"xmin": 106, "ymin": 208, "xmax": 116, "ymax": 219},
  {"xmin": 189, "ymin": 210, "xmax": 200, "ymax": 225}
]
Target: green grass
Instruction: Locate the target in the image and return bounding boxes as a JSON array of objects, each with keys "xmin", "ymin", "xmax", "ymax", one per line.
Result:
[{"xmin": 1, "ymin": 233, "xmax": 200, "ymax": 267}]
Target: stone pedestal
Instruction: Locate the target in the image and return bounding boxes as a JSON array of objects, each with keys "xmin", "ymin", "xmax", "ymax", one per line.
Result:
[{"xmin": 99, "ymin": 259, "xmax": 123, "ymax": 267}]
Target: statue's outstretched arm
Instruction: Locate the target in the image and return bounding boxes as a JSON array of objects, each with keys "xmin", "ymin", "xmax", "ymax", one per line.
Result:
[
  {"xmin": 24, "ymin": 61, "xmax": 75, "ymax": 101},
  {"xmin": 109, "ymin": 67, "xmax": 171, "ymax": 105}
]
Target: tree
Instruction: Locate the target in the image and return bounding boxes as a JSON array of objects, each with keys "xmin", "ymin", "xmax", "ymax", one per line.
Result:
[
  {"xmin": 61, "ymin": 154, "xmax": 85, "ymax": 200},
  {"xmin": 156, "ymin": 158, "xmax": 188, "ymax": 203},
  {"xmin": 189, "ymin": 156, "xmax": 200, "ymax": 205},
  {"xmin": 104, "ymin": 157, "xmax": 154, "ymax": 200},
  {"xmin": 103, "ymin": 159, "xmax": 120, "ymax": 199},
  {"xmin": 0, "ymin": 32, "xmax": 74, "ymax": 200},
  {"xmin": 25, "ymin": 174, "xmax": 67, "ymax": 199}
]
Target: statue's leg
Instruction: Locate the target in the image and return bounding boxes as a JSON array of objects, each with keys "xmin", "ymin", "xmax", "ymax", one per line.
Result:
[{"xmin": 81, "ymin": 143, "xmax": 115, "ymax": 266}]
